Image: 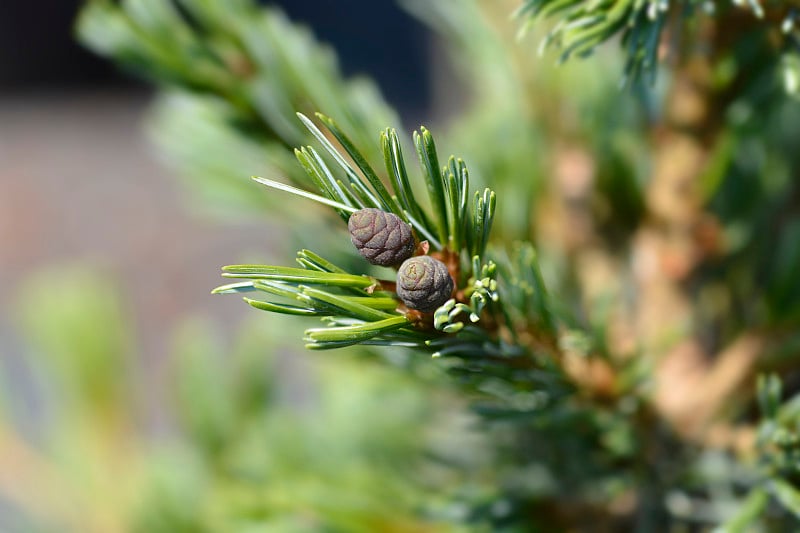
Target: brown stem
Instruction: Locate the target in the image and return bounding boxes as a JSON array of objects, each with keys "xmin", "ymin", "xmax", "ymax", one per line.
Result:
[{"xmin": 635, "ymin": 6, "xmax": 782, "ymax": 439}]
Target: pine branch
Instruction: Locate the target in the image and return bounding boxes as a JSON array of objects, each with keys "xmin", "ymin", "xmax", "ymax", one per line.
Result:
[
  {"xmin": 212, "ymin": 114, "xmax": 660, "ymax": 445},
  {"xmin": 215, "ymin": 114, "xmax": 514, "ymax": 357},
  {"xmin": 515, "ymin": 0, "xmax": 786, "ymax": 85},
  {"xmin": 77, "ymin": 1, "xmax": 800, "ymax": 529}
]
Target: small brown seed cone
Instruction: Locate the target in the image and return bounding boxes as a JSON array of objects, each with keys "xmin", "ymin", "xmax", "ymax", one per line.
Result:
[
  {"xmin": 348, "ymin": 208, "xmax": 415, "ymax": 266},
  {"xmin": 396, "ymin": 256, "xmax": 454, "ymax": 312}
]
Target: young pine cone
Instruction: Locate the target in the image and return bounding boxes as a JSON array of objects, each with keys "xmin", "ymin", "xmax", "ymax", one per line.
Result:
[
  {"xmin": 348, "ymin": 208, "xmax": 415, "ymax": 267},
  {"xmin": 396, "ymin": 256, "xmax": 454, "ymax": 312}
]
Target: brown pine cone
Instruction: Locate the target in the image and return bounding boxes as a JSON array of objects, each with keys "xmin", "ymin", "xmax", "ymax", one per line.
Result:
[
  {"xmin": 396, "ymin": 256, "xmax": 454, "ymax": 312},
  {"xmin": 348, "ymin": 208, "xmax": 415, "ymax": 266}
]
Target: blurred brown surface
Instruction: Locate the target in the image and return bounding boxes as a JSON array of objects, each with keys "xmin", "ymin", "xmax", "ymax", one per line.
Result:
[{"xmin": 0, "ymin": 90, "xmax": 281, "ymax": 378}]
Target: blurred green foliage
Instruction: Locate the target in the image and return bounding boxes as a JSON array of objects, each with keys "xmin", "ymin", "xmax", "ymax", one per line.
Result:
[
  {"xmin": 77, "ymin": 0, "xmax": 397, "ymax": 224},
  {"xmin": 6, "ymin": 265, "xmax": 492, "ymax": 532}
]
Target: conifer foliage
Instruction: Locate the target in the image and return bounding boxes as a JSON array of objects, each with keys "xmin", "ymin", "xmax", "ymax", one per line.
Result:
[{"xmin": 78, "ymin": 0, "xmax": 800, "ymax": 530}]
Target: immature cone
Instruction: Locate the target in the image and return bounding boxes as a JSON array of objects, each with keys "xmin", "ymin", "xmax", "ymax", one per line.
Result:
[
  {"xmin": 396, "ymin": 256, "xmax": 454, "ymax": 312},
  {"xmin": 348, "ymin": 208, "xmax": 415, "ymax": 266}
]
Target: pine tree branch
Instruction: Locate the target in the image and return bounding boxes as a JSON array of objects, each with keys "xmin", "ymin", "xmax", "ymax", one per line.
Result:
[{"xmin": 515, "ymin": 0, "xmax": 791, "ymax": 85}]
